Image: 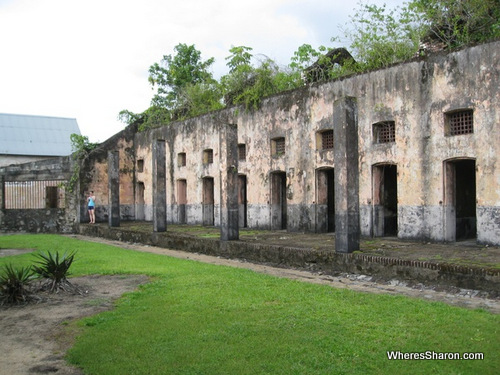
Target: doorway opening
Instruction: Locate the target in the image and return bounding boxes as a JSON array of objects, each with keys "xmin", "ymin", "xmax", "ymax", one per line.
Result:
[
  {"xmin": 270, "ymin": 171, "xmax": 287, "ymax": 230},
  {"xmin": 444, "ymin": 159, "xmax": 476, "ymax": 241},
  {"xmin": 177, "ymin": 179, "xmax": 187, "ymax": 224},
  {"xmin": 238, "ymin": 175, "xmax": 247, "ymax": 228},
  {"xmin": 136, "ymin": 182, "xmax": 145, "ymax": 221},
  {"xmin": 372, "ymin": 164, "xmax": 398, "ymax": 236},
  {"xmin": 202, "ymin": 177, "xmax": 215, "ymax": 226},
  {"xmin": 45, "ymin": 186, "xmax": 58, "ymax": 208},
  {"xmin": 316, "ymin": 168, "xmax": 335, "ymax": 232}
]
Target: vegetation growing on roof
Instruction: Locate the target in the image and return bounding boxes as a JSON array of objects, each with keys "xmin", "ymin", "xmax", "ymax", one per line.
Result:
[{"xmin": 119, "ymin": 0, "xmax": 500, "ymax": 131}]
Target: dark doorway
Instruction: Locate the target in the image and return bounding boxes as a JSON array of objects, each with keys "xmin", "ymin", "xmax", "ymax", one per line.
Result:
[
  {"xmin": 45, "ymin": 186, "xmax": 58, "ymax": 208},
  {"xmin": 238, "ymin": 175, "xmax": 247, "ymax": 228},
  {"xmin": 270, "ymin": 171, "xmax": 287, "ymax": 230},
  {"xmin": 316, "ymin": 168, "xmax": 335, "ymax": 232},
  {"xmin": 373, "ymin": 164, "xmax": 398, "ymax": 236},
  {"xmin": 177, "ymin": 179, "xmax": 187, "ymax": 224},
  {"xmin": 445, "ymin": 159, "xmax": 476, "ymax": 241},
  {"xmin": 136, "ymin": 182, "xmax": 145, "ymax": 220},
  {"xmin": 202, "ymin": 177, "xmax": 215, "ymax": 226}
]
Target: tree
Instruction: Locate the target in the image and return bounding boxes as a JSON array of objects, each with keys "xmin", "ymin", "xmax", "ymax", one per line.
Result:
[
  {"xmin": 221, "ymin": 46, "xmax": 299, "ymax": 109},
  {"xmin": 117, "ymin": 1, "xmax": 499, "ymax": 128},
  {"xmin": 341, "ymin": 0, "xmax": 499, "ymax": 71},
  {"xmin": 225, "ymin": 45, "xmax": 253, "ymax": 73},
  {"xmin": 342, "ymin": 2, "xmax": 421, "ymax": 71},
  {"xmin": 148, "ymin": 43, "xmax": 219, "ymax": 120},
  {"xmin": 409, "ymin": 0, "xmax": 500, "ymax": 48}
]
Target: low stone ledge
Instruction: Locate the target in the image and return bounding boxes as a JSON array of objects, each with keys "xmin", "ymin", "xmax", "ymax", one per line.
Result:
[{"xmin": 78, "ymin": 225, "xmax": 499, "ymax": 296}]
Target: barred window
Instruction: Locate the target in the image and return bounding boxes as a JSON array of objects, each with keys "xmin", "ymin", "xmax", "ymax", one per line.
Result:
[
  {"xmin": 321, "ymin": 130, "xmax": 334, "ymax": 150},
  {"xmin": 272, "ymin": 137, "xmax": 285, "ymax": 156},
  {"xmin": 373, "ymin": 121, "xmax": 396, "ymax": 143},
  {"xmin": 203, "ymin": 149, "xmax": 213, "ymax": 164},
  {"xmin": 238, "ymin": 144, "xmax": 246, "ymax": 161},
  {"xmin": 446, "ymin": 110, "xmax": 473, "ymax": 136},
  {"xmin": 178, "ymin": 152, "xmax": 186, "ymax": 167}
]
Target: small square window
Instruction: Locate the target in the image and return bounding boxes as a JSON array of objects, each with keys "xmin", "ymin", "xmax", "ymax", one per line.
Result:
[
  {"xmin": 446, "ymin": 110, "xmax": 473, "ymax": 136},
  {"xmin": 238, "ymin": 144, "xmax": 246, "ymax": 161},
  {"xmin": 178, "ymin": 152, "xmax": 186, "ymax": 167},
  {"xmin": 321, "ymin": 130, "xmax": 334, "ymax": 150},
  {"xmin": 137, "ymin": 159, "xmax": 144, "ymax": 172},
  {"xmin": 373, "ymin": 121, "xmax": 396, "ymax": 144},
  {"xmin": 203, "ymin": 149, "xmax": 214, "ymax": 164},
  {"xmin": 271, "ymin": 137, "xmax": 285, "ymax": 156}
]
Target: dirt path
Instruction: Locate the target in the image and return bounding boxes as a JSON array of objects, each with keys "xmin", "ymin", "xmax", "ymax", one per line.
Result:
[
  {"xmin": 0, "ymin": 235, "xmax": 498, "ymax": 375},
  {"xmin": 0, "ymin": 274, "xmax": 149, "ymax": 375}
]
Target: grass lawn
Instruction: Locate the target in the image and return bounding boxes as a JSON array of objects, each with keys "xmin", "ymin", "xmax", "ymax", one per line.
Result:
[{"xmin": 1, "ymin": 234, "xmax": 498, "ymax": 374}]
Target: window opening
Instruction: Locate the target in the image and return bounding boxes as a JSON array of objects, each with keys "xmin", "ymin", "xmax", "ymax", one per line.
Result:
[
  {"xmin": 373, "ymin": 121, "xmax": 396, "ymax": 143},
  {"xmin": 238, "ymin": 144, "xmax": 246, "ymax": 161},
  {"xmin": 321, "ymin": 130, "xmax": 334, "ymax": 150},
  {"xmin": 446, "ymin": 110, "xmax": 473, "ymax": 136},
  {"xmin": 203, "ymin": 149, "xmax": 214, "ymax": 164},
  {"xmin": 178, "ymin": 152, "xmax": 186, "ymax": 167},
  {"xmin": 5, "ymin": 180, "xmax": 65, "ymax": 209},
  {"xmin": 271, "ymin": 137, "xmax": 285, "ymax": 156},
  {"xmin": 137, "ymin": 159, "xmax": 144, "ymax": 172}
]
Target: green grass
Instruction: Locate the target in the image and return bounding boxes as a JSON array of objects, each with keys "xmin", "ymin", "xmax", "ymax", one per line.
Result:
[{"xmin": 1, "ymin": 234, "xmax": 499, "ymax": 374}]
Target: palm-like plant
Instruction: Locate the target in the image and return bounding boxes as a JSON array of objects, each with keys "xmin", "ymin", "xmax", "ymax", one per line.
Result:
[
  {"xmin": 0, "ymin": 264, "xmax": 35, "ymax": 305},
  {"xmin": 32, "ymin": 251, "xmax": 79, "ymax": 293}
]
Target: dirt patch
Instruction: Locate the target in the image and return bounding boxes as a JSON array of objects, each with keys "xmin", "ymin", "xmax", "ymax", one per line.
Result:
[
  {"xmin": 1, "ymin": 238, "xmax": 499, "ymax": 374},
  {"xmin": 0, "ymin": 274, "xmax": 149, "ymax": 375}
]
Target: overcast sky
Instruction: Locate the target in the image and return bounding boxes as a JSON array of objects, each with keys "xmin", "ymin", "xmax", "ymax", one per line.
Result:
[{"xmin": 0, "ymin": 0, "xmax": 404, "ymax": 143}]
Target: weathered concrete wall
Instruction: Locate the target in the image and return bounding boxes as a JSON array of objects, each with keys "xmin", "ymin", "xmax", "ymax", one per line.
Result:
[
  {"xmin": 0, "ymin": 156, "xmax": 78, "ymax": 233},
  {"xmin": 129, "ymin": 41, "xmax": 499, "ymax": 245},
  {"xmin": 1, "ymin": 209, "xmax": 71, "ymax": 233},
  {"xmin": 0, "ymin": 155, "xmax": 57, "ymax": 168},
  {"xmin": 79, "ymin": 124, "xmax": 137, "ymax": 224}
]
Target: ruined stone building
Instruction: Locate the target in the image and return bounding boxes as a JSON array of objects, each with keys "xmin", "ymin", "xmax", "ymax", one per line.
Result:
[{"xmin": 1, "ymin": 41, "xmax": 499, "ymax": 246}]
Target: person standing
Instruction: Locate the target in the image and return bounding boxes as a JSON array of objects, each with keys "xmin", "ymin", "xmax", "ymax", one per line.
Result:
[{"xmin": 87, "ymin": 191, "xmax": 96, "ymax": 224}]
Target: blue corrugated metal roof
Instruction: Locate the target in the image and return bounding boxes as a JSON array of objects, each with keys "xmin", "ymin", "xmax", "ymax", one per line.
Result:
[{"xmin": 0, "ymin": 113, "xmax": 81, "ymax": 156}]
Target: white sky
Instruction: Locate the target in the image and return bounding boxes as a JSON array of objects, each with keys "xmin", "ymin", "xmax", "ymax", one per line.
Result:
[{"xmin": 0, "ymin": 0, "xmax": 404, "ymax": 143}]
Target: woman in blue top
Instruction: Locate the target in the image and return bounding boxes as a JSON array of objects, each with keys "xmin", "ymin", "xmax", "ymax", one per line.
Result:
[{"xmin": 87, "ymin": 191, "xmax": 96, "ymax": 224}]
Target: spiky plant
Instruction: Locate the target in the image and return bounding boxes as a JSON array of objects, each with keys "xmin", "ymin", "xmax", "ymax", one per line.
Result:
[
  {"xmin": 32, "ymin": 250, "xmax": 80, "ymax": 293},
  {"xmin": 0, "ymin": 264, "xmax": 35, "ymax": 305}
]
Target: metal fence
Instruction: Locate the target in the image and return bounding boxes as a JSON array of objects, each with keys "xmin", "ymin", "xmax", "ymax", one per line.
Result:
[{"xmin": 4, "ymin": 180, "xmax": 66, "ymax": 209}]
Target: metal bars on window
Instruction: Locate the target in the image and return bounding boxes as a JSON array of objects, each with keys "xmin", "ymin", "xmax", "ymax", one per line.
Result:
[
  {"xmin": 321, "ymin": 130, "xmax": 334, "ymax": 150},
  {"xmin": 238, "ymin": 144, "xmax": 246, "ymax": 161},
  {"xmin": 272, "ymin": 137, "xmax": 285, "ymax": 156},
  {"xmin": 4, "ymin": 180, "xmax": 66, "ymax": 209},
  {"xmin": 373, "ymin": 121, "xmax": 396, "ymax": 143},
  {"xmin": 448, "ymin": 110, "xmax": 473, "ymax": 136},
  {"xmin": 203, "ymin": 149, "xmax": 214, "ymax": 164}
]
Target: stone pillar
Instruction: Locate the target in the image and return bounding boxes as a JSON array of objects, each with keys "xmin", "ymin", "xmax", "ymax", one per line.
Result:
[
  {"xmin": 108, "ymin": 150, "xmax": 120, "ymax": 227},
  {"xmin": 333, "ymin": 96, "xmax": 360, "ymax": 253},
  {"xmin": 219, "ymin": 123, "xmax": 239, "ymax": 241},
  {"xmin": 153, "ymin": 139, "xmax": 167, "ymax": 232}
]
